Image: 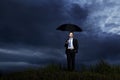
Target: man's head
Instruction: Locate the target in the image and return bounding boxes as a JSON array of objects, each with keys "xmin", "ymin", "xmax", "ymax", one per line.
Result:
[{"xmin": 69, "ymin": 32, "xmax": 74, "ymax": 38}]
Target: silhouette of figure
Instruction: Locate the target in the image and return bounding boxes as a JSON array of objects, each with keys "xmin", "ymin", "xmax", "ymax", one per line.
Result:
[{"xmin": 64, "ymin": 32, "xmax": 78, "ymax": 71}]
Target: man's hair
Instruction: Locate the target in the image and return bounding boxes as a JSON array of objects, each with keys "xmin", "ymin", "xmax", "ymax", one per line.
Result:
[{"xmin": 69, "ymin": 32, "xmax": 74, "ymax": 35}]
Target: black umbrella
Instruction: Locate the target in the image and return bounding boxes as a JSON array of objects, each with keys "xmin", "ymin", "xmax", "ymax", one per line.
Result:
[{"xmin": 56, "ymin": 24, "xmax": 82, "ymax": 32}]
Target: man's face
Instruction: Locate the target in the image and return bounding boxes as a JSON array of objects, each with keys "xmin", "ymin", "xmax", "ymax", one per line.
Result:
[{"xmin": 69, "ymin": 32, "xmax": 73, "ymax": 38}]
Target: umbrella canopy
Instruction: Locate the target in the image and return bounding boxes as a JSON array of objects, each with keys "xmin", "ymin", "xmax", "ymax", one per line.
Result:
[{"xmin": 56, "ymin": 24, "xmax": 82, "ymax": 32}]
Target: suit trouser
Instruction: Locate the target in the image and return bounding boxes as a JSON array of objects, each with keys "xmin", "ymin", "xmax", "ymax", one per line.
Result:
[{"xmin": 66, "ymin": 49, "xmax": 75, "ymax": 71}]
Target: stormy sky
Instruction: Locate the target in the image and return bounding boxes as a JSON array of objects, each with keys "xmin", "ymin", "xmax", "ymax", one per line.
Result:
[{"xmin": 0, "ymin": 0, "xmax": 120, "ymax": 73}]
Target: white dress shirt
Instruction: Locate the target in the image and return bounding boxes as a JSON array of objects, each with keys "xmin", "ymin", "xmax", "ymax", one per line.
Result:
[{"xmin": 68, "ymin": 38, "xmax": 74, "ymax": 49}]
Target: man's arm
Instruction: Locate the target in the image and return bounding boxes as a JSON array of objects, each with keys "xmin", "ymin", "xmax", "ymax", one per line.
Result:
[
  {"xmin": 74, "ymin": 39, "xmax": 78, "ymax": 53},
  {"xmin": 64, "ymin": 39, "xmax": 68, "ymax": 47},
  {"xmin": 76, "ymin": 39, "xmax": 78, "ymax": 50}
]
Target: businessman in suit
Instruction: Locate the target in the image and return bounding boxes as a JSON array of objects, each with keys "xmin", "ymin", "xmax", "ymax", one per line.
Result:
[{"xmin": 64, "ymin": 32, "xmax": 78, "ymax": 71}]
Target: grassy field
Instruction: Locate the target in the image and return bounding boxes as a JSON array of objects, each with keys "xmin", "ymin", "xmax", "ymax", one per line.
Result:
[{"xmin": 0, "ymin": 60, "xmax": 120, "ymax": 80}]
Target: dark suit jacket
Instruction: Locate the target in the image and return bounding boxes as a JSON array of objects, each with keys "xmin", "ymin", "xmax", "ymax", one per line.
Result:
[{"xmin": 64, "ymin": 38, "xmax": 78, "ymax": 53}]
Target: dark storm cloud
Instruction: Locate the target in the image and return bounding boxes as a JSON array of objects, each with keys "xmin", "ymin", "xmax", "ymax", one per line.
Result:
[
  {"xmin": 0, "ymin": 46, "xmax": 64, "ymax": 63},
  {"xmin": 0, "ymin": 46, "xmax": 65, "ymax": 72},
  {"xmin": 0, "ymin": 0, "xmax": 89, "ymax": 48},
  {"xmin": 66, "ymin": 3, "xmax": 88, "ymax": 21},
  {"xmin": 76, "ymin": 34, "xmax": 120, "ymax": 64},
  {"xmin": 0, "ymin": 0, "xmax": 65, "ymax": 47}
]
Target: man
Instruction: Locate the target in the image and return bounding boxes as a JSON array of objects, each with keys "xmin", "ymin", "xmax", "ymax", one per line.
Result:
[{"xmin": 64, "ymin": 32, "xmax": 79, "ymax": 71}]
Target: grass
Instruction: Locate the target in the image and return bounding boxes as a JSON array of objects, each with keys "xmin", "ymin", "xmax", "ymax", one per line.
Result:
[{"xmin": 0, "ymin": 60, "xmax": 120, "ymax": 80}]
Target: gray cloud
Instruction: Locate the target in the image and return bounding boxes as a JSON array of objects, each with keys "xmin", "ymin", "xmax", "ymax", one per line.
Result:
[{"xmin": 0, "ymin": 46, "xmax": 65, "ymax": 63}]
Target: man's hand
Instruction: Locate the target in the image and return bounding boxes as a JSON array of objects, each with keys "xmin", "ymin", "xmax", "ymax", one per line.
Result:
[
  {"xmin": 65, "ymin": 40, "xmax": 69, "ymax": 44},
  {"xmin": 64, "ymin": 40, "xmax": 68, "ymax": 47}
]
